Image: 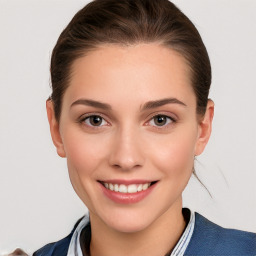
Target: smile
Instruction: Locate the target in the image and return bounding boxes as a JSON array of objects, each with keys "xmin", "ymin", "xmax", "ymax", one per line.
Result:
[
  {"xmin": 103, "ymin": 182, "xmax": 153, "ymax": 193},
  {"xmin": 98, "ymin": 180, "xmax": 158, "ymax": 204}
]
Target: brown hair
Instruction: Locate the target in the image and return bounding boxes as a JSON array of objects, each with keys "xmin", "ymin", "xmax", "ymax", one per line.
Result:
[{"xmin": 50, "ymin": 0, "xmax": 211, "ymax": 121}]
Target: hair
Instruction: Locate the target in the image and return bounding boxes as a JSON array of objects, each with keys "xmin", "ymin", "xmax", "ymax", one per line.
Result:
[{"xmin": 50, "ymin": 0, "xmax": 211, "ymax": 122}]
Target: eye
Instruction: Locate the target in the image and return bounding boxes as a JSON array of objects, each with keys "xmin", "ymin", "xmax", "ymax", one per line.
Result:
[
  {"xmin": 148, "ymin": 115, "xmax": 174, "ymax": 127},
  {"xmin": 83, "ymin": 115, "xmax": 108, "ymax": 127}
]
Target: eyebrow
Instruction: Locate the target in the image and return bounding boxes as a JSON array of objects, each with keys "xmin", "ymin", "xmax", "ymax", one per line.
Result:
[
  {"xmin": 70, "ymin": 97, "xmax": 186, "ymax": 111},
  {"xmin": 70, "ymin": 99, "xmax": 112, "ymax": 110},
  {"xmin": 141, "ymin": 98, "xmax": 187, "ymax": 111}
]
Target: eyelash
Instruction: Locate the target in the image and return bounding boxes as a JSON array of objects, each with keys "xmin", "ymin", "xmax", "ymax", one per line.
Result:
[{"xmin": 78, "ymin": 113, "xmax": 177, "ymax": 129}]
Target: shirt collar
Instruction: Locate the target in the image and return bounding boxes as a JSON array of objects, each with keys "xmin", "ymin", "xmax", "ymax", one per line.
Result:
[
  {"xmin": 170, "ymin": 209, "xmax": 195, "ymax": 256},
  {"xmin": 67, "ymin": 209, "xmax": 195, "ymax": 256},
  {"xmin": 67, "ymin": 214, "xmax": 89, "ymax": 256}
]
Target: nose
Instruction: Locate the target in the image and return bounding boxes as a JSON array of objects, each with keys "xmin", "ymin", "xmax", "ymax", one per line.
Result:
[{"xmin": 108, "ymin": 127, "xmax": 145, "ymax": 171}]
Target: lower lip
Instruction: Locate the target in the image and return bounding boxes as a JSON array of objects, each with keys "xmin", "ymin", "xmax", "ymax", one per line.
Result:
[{"xmin": 100, "ymin": 182, "xmax": 157, "ymax": 204}]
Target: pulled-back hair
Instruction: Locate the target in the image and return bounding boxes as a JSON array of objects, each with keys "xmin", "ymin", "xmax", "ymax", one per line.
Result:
[{"xmin": 50, "ymin": 0, "xmax": 211, "ymax": 121}]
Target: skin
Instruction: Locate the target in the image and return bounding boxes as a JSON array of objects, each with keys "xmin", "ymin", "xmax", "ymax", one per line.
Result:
[{"xmin": 47, "ymin": 43, "xmax": 214, "ymax": 256}]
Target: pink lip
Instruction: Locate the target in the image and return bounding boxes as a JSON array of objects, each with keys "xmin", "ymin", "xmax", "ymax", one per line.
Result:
[{"xmin": 99, "ymin": 181, "xmax": 158, "ymax": 204}]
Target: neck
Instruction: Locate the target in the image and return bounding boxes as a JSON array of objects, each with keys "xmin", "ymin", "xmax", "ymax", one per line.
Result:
[{"xmin": 89, "ymin": 199, "xmax": 186, "ymax": 256}]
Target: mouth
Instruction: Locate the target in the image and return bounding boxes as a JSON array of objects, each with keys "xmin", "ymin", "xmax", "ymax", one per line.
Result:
[
  {"xmin": 98, "ymin": 180, "xmax": 158, "ymax": 204},
  {"xmin": 99, "ymin": 181, "xmax": 158, "ymax": 194}
]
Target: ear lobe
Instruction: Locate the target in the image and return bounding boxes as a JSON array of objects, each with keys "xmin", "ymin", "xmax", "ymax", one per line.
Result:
[
  {"xmin": 46, "ymin": 100, "xmax": 66, "ymax": 158},
  {"xmin": 195, "ymin": 100, "xmax": 214, "ymax": 156}
]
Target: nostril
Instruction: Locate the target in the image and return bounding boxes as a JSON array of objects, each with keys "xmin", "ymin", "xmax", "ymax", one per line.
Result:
[{"xmin": 108, "ymin": 138, "xmax": 145, "ymax": 170}]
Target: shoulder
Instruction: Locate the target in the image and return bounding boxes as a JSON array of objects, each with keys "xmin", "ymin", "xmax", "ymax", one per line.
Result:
[
  {"xmin": 185, "ymin": 212, "xmax": 256, "ymax": 255},
  {"xmin": 32, "ymin": 235, "xmax": 72, "ymax": 256},
  {"xmin": 33, "ymin": 217, "xmax": 83, "ymax": 256}
]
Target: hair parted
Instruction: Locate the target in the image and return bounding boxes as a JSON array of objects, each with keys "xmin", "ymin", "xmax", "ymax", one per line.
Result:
[{"xmin": 50, "ymin": 0, "xmax": 211, "ymax": 121}]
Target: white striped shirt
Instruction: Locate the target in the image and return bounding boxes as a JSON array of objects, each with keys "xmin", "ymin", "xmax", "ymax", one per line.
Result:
[{"xmin": 67, "ymin": 209, "xmax": 195, "ymax": 256}]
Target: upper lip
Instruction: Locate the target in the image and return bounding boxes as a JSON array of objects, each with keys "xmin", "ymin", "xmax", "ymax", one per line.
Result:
[{"xmin": 98, "ymin": 179, "xmax": 158, "ymax": 185}]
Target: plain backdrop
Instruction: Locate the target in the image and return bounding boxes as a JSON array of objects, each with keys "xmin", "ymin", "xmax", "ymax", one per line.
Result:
[{"xmin": 0, "ymin": 0, "xmax": 256, "ymax": 254}]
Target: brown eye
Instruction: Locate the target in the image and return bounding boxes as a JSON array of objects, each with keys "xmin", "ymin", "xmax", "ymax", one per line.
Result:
[
  {"xmin": 84, "ymin": 115, "xmax": 107, "ymax": 127},
  {"xmin": 154, "ymin": 115, "xmax": 167, "ymax": 126},
  {"xmin": 149, "ymin": 115, "xmax": 173, "ymax": 127}
]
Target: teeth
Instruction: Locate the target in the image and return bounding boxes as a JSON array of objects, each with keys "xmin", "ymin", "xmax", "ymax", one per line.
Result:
[
  {"xmin": 137, "ymin": 184, "xmax": 143, "ymax": 192},
  {"xmin": 103, "ymin": 182, "xmax": 152, "ymax": 193},
  {"xmin": 142, "ymin": 183, "xmax": 149, "ymax": 190},
  {"xmin": 114, "ymin": 184, "xmax": 119, "ymax": 192},
  {"xmin": 119, "ymin": 184, "xmax": 128, "ymax": 193},
  {"xmin": 127, "ymin": 184, "xmax": 137, "ymax": 193}
]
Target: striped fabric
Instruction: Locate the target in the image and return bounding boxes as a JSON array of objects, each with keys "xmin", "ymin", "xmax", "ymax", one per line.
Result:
[
  {"xmin": 171, "ymin": 210, "xmax": 195, "ymax": 256},
  {"xmin": 67, "ymin": 210, "xmax": 195, "ymax": 256}
]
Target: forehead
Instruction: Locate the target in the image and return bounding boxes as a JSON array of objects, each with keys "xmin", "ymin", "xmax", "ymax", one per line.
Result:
[{"xmin": 65, "ymin": 43, "xmax": 195, "ymax": 107}]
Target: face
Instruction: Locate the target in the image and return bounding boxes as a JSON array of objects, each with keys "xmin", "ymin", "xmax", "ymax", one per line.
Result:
[{"xmin": 47, "ymin": 43, "xmax": 213, "ymax": 233}]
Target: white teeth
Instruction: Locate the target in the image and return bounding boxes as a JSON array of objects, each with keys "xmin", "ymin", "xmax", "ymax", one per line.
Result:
[
  {"xmin": 109, "ymin": 183, "xmax": 114, "ymax": 191},
  {"xmin": 142, "ymin": 183, "xmax": 150, "ymax": 191},
  {"xmin": 127, "ymin": 184, "xmax": 137, "ymax": 193},
  {"xmin": 114, "ymin": 184, "xmax": 119, "ymax": 192},
  {"xmin": 137, "ymin": 184, "xmax": 143, "ymax": 192},
  {"xmin": 103, "ymin": 182, "xmax": 153, "ymax": 193},
  {"xmin": 119, "ymin": 184, "xmax": 128, "ymax": 193}
]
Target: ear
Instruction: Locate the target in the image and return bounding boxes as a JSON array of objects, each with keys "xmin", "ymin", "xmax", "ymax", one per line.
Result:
[
  {"xmin": 46, "ymin": 100, "xmax": 66, "ymax": 158},
  {"xmin": 194, "ymin": 100, "xmax": 214, "ymax": 156}
]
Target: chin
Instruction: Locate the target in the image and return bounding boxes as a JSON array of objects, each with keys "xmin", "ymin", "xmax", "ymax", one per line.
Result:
[
  {"xmin": 110, "ymin": 219, "xmax": 152, "ymax": 233},
  {"xmin": 99, "ymin": 208, "xmax": 156, "ymax": 233}
]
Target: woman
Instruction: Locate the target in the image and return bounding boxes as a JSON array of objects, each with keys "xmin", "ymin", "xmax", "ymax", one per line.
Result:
[{"xmin": 34, "ymin": 0, "xmax": 256, "ymax": 255}]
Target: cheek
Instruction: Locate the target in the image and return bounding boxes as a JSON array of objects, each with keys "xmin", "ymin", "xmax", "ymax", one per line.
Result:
[
  {"xmin": 62, "ymin": 128, "xmax": 109, "ymax": 176},
  {"xmin": 62, "ymin": 128, "xmax": 111, "ymax": 208},
  {"xmin": 148, "ymin": 128, "xmax": 197, "ymax": 179}
]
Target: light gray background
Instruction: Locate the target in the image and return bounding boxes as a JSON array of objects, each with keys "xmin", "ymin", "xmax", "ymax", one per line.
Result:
[{"xmin": 0, "ymin": 0, "xmax": 255, "ymax": 254}]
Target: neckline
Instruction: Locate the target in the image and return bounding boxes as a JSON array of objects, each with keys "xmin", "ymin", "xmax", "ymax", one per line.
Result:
[{"xmin": 67, "ymin": 208, "xmax": 195, "ymax": 256}]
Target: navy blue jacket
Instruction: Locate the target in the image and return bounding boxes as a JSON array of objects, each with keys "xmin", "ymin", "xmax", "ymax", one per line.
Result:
[{"xmin": 34, "ymin": 213, "xmax": 256, "ymax": 255}]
